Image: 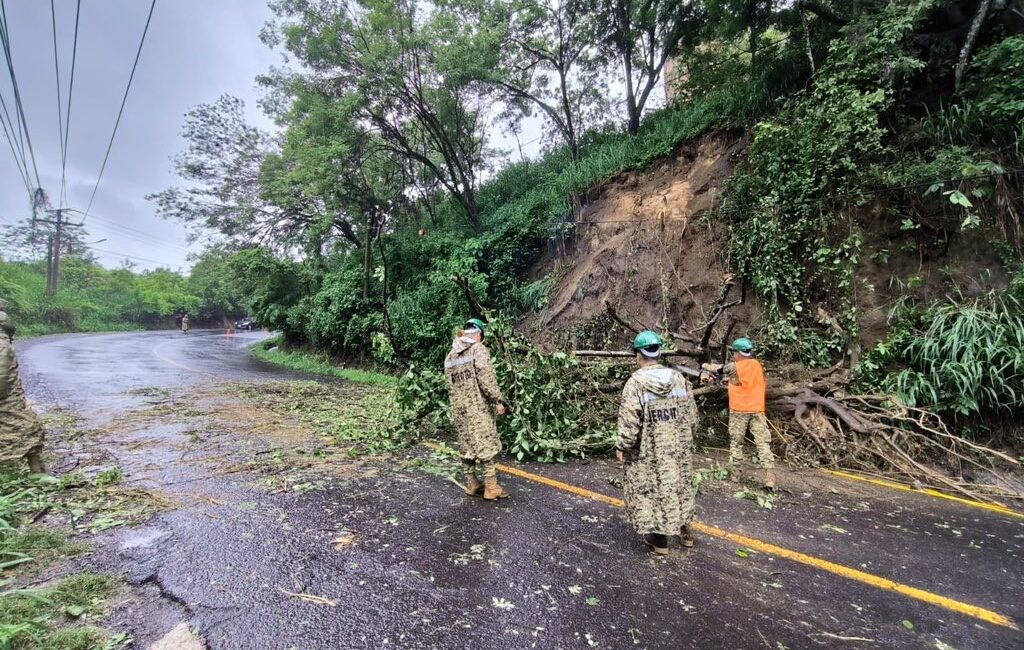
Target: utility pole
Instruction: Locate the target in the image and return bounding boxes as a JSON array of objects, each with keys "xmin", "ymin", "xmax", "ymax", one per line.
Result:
[{"xmin": 36, "ymin": 208, "xmax": 83, "ymax": 296}]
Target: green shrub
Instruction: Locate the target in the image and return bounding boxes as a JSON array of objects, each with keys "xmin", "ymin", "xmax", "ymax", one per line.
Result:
[
  {"xmin": 858, "ymin": 293, "xmax": 1024, "ymax": 418},
  {"xmin": 964, "ymin": 35, "xmax": 1024, "ymax": 138},
  {"xmin": 396, "ymin": 321, "xmax": 630, "ymax": 462}
]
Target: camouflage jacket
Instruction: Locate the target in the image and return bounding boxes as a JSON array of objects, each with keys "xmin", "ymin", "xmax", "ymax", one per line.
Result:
[
  {"xmin": 0, "ymin": 314, "xmax": 44, "ymax": 462},
  {"xmin": 0, "ymin": 306, "xmax": 14, "ymax": 340},
  {"xmin": 444, "ymin": 336, "xmax": 504, "ymax": 461},
  {"xmin": 616, "ymin": 365, "xmax": 698, "ymax": 534}
]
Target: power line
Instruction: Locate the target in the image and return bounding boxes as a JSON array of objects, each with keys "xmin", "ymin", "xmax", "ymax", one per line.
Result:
[
  {"xmin": 50, "ymin": 0, "xmax": 63, "ymax": 206},
  {"xmin": 64, "ymin": 208, "xmax": 189, "ymax": 250},
  {"xmin": 0, "ymin": 0, "xmax": 42, "ymax": 190},
  {"xmin": 54, "ymin": 0, "xmax": 82, "ymax": 209},
  {"xmin": 83, "ymin": 0, "xmax": 157, "ymax": 221},
  {"xmin": 0, "ymin": 103, "xmax": 31, "ymax": 199},
  {"xmin": 85, "ymin": 220, "xmax": 190, "ymax": 251},
  {"xmin": 87, "ymin": 245, "xmax": 177, "ymax": 267}
]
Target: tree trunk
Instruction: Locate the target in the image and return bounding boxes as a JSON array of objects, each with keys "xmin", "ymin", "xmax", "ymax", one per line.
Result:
[
  {"xmin": 461, "ymin": 186, "xmax": 482, "ymax": 234},
  {"xmin": 955, "ymin": 0, "xmax": 993, "ymax": 92},
  {"xmin": 362, "ymin": 215, "xmax": 372, "ymax": 300}
]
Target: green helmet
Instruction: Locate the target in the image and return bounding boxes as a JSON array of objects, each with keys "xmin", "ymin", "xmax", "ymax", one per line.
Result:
[
  {"xmin": 464, "ymin": 318, "xmax": 486, "ymax": 334},
  {"xmin": 632, "ymin": 330, "xmax": 664, "ymax": 355},
  {"xmin": 732, "ymin": 337, "xmax": 754, "ymax": 353}
]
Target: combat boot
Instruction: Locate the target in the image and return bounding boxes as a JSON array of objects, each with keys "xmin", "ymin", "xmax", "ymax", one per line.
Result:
[
  {"xmin": 464, "ymin": 474, "xmax": 483, "ymax": 496},
  {"xmin": 680, "ymin": 525, "xmax": 695, "ymax": 548},
  {"xmin": 763, "ymin": 468, "xmax": 777, "ymax": 490},
  {"xmin": 642, "ymin": 533, "xmax": 669, "ymax": 555},
  {"xmin": 483, "ymin": 476, "xmax": 509, "ymax": 500}
]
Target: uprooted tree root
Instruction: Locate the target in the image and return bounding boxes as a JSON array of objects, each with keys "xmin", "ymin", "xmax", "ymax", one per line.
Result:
[
  {"xmin": 693, "ymin": 379, "xmax": 1023, "ymax": 506},
  {"xmin": 590, "ymin": 291, "xmax": 1023, "ymax": 507}
]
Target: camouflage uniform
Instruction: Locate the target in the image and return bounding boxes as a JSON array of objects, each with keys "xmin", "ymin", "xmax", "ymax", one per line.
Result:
[
  {"xmin": 616, "ymin": 365, "xmax": 698, "ymax": 535},
  {"xmin": 444, "ymin": 335, "xmax": 504, "ymax": 478},
  {"xmin": 0, "ymin": 303, "xmax": 45, "ymax": 465},
  {"xmin": 181, "ymin": 315, "xmax": 190, "ymax": 334},
  {"xmin": 722, "ymin": 362, "xmax": 773, "ymax": 470}
]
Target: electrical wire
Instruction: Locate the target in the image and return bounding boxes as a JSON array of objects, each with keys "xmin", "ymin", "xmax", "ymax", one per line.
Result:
[
  {"xmin": 0, "ymin": 0, "xmax": 42, "ymax": 190},
  {"xmin": 0, "ymin": 104, "xmax": 32, "ymax": 199},
  {"xmin": 64, "ymin": 208, "xmax": 188, "ymax": 250},
  {"xmin": 55, "ymin": 0, "xmax": 82, "ymax": 209},
  {"xmin": 87, "ymin": 244, "xmax": 177, "ymax": 267},
  {"xmin": 82, "ymin": 0, "xmax": 157, "ymax": 221},
  {"xmin": 50, "ymin": 0, "xmax": 63, "ymax": 206}
]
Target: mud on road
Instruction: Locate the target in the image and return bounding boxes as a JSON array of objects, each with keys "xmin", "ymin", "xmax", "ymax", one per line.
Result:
[{"xmin": 14, "ymin": 330, "xmax": 1024, "ymax": 649}]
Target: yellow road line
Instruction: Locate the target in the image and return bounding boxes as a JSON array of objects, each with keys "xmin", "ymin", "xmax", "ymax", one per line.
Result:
[
  {"xmin": 493, "ymin": 462, "xmax": 1019, "ymax": 630},
  {"xmin": 823, "ymin": 469, "xmax": 1024, "ymax": 520}
]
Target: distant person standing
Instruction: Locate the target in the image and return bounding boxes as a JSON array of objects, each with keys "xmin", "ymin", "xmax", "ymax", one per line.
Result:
[
  {"xmin": 181, "ymin": 314, "xmax": 191, "ymax": 335},
  {"xmin": 0, "ymin": 299, "xmax": 46, "ymax": 473},
  {"xmin": 722, "ymin": 338, "xmax": 775, "ymax": 489},
  {"xmin": 443, "ymin": 318, "xmax": 510, "ymax": 501},
  {"xmin": 616, "ymin": 331, "xmax": 698, "ymax": 554}
]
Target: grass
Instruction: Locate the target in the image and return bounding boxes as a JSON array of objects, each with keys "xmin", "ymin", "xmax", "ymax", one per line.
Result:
[
  {"xmin": 235, "ymin": 380, "xmax": 407, "ymax": 457},
  {"xmin": 0, "ymin": 529, "xmax": 83, "ymax": 577},
  {"xmin": 250, "ymin": 336, "xmax": 397, "ymax": 386},
  {"xmin": 0, "ymin": 572, "xmax": 128, "ymax": 649}
]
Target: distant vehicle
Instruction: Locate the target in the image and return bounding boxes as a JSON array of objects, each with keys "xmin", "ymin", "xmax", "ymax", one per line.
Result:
[{"xmin": 234, "ymin": 317, "xmax": 256, "ymax": 331}]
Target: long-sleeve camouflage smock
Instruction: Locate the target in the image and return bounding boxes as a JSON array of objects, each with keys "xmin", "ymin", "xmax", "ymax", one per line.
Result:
[
  {"xmin": 0, "ymin": 306, "xmax": 44, "ymax": 463},
  {"xmin": 444, "ymin": 335, "xmax": 504, "ymax": 462},
  {"xmin": 616, "ymin": 365, "xmax": 698, "ymax": 535}
]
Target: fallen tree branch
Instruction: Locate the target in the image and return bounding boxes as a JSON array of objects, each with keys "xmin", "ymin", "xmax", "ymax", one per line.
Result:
[{"xmin": 603, "ymin": 300, "xmax": 643, "ymax": 334}]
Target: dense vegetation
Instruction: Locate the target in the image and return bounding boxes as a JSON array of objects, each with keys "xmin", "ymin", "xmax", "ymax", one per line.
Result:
[
  {"xmin": 6, "ymin": 1, "xmax": 1021, "ymax": 458},
  {"xmin": 0, "ymin": 249, "xmax": 244, "ymax": 337}
]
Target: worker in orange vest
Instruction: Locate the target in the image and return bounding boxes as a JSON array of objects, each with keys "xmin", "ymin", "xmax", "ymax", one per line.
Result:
[{"xmin": 722, "ymin": 338, "xmax": 775, "ymax": 489}]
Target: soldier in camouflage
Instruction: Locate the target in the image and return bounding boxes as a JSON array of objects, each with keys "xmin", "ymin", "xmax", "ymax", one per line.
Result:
[
  {"xmin": 0, "ymin": 299, "xmax": 45, "ymax": 473},
  {"xmin": 616, "ymin": 331, "xmax": 699, "ymax": 554},
  {"xmin": 181, "ymin": 314, "xmax": 191, "ymax": 335},
  {"xmin": 444, "ymin": 318, "xmax": 509, "ymax": 500}
]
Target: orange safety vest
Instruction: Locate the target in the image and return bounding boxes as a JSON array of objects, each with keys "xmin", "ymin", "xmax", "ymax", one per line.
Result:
[{"xmin": 727, "ymin": 357, "xmax": 766, "ymax": 413}]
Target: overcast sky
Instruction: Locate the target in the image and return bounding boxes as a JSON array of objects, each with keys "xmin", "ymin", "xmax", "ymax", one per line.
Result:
[
  {"xmin": 0, "ymin": 1, "xmax": 636, "ymax": 273},
  {"xmin": 0, "ymin": 0, "xmax": 277, "ymax": 271}
]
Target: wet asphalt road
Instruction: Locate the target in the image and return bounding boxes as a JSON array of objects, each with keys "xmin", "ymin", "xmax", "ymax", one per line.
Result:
[{"xmin": 15, "ymin": 330, "xmax": 1024, "ymax": 650}]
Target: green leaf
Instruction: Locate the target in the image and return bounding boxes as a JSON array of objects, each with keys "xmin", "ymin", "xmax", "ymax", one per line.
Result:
[
  {"xmin": 901, "ymin": 619, "xmax": 914, "ymax": 630},
  {"xmin": 585, "ymin": 596, "xmax": 600, "ymax": 606},
  {"xmin": 944, "ymin": 190, "xmax": 973, "ymax": 209},
  {"xmin": 65, "ymin": 604, "xmax": 87, "ymax": 618}
]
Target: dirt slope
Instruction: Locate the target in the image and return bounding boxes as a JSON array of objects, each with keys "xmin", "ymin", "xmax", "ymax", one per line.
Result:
[
  {"xmin": 519, "ymin": 130, "xmax": 1012, "ymax": 360},
  {"xmin": 520, "ymin": 131, "xmax": 756, "ymax": 357}
]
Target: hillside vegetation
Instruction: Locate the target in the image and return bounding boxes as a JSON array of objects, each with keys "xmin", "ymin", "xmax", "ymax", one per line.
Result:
[
  {"xmin": 7, "ymin": 2, "xmax": 1022, "ymax": 482},
  {"xmin": 0, "ymin": 249, "xmax": 244, "ymax": 337}
]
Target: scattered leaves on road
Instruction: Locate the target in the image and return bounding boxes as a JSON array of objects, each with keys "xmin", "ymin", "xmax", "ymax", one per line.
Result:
[{"xmin": 331, "ymin": 531, "xmax": 356, "ymax": 550}]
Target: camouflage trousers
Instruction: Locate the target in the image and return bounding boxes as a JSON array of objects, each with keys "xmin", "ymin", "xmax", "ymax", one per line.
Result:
[
  {"xmin": 462, "ymin": 456, "xmax": 497, "ymax": 479},
  {"xmin": 728, "ymin": 411, "xmax": 774, "ymax": 470}
]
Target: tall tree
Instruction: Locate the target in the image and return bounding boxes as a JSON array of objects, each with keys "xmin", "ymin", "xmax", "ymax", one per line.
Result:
[
  {"xmin": 147, "ymin": 95, "xmax": 362, "ymax": 254},
  {"xmin": 267, "ymin": 0, "xmax": 497, "ymax": 233},
  {"xmin": 474, "ymin": 0, "xmax": 607, "ymax": 160},
  {"xmin": 601, "ymin": 0, "xmax": 705, "ymax": 134}
]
